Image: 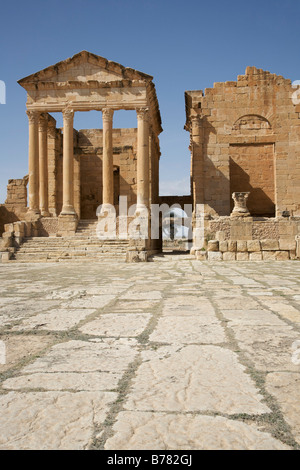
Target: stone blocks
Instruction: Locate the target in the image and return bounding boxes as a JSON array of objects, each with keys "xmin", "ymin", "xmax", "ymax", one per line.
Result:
[{"xmin": 126, "ymin": 249, "xmax": 148, "ymax": 263}]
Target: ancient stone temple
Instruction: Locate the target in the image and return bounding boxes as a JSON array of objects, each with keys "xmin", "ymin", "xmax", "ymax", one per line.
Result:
[
  {"xmin": 185, "ymin": 67, "xmax": 300, "ymax": 260},
  {"xmin": 0, "ymin": 51, "xmax": 163, "ymax": 261}
]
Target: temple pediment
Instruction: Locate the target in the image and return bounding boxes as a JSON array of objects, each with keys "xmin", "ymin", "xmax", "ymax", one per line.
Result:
[{"xmin": 18, "ymin": 51, "xmax": 153, "ymax": 88}]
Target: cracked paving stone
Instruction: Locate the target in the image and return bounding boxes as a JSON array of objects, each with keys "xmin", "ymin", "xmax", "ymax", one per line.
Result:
[
  {"xmin": 113, "ymin": 300, "xmax": 159, "ymax": 311},
  {"xmin": 150, "ymin": 316, "xmax": 226, "ymax": 344},
  {"xmin": 124, "ymin": 345, "xmax": 270, "ymax": 414},
  {"xmin": 104, "ymin": 412, "xmax": 289, "ymax": 450},
  {"xmin": 64, "ymin": 295, "xmax": 115, "ymax": 309},
  {"xmin": 231, "ymin": 325, "xmax": 300, "ymax": 371},
  {"xmin": 220, "ymin": 309, "xmax": 288, "ymax": 326},
  {"xmin": 0, "ymin": 300, "xmax": 60, "ymax": 326},
  {"xmin": 0, "ymin": 391, "xmax": 117, "ymax": 450},
  {"xmin": 162, "ymin": 296, "xmax": 215, "ymax": 315},
  {"xmin": 21, "ymin": 339, "xmax": 138, "ymax": 374},
  {"xmin": 12, "ymin": 308, "xmax": 96, "ymax": 331},
  {"xmin": 79, "ymin": 313, "xmax": 151, "ymax": 337},
  {"xmin": 2, "ymin": 371, "xmax": 120, "ymax": 391},
  {"xmin": 120, "ymin": 291, "xmax": 162, "ymax": 300},
  {"xmin": 213, "ymin": 296, "xmax": 260, "ymax": 310}
]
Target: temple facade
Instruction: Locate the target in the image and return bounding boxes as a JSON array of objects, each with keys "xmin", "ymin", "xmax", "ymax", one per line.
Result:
[{"xmin": 17, "ymin": 51, "xmax": 157, "ymax": 229}]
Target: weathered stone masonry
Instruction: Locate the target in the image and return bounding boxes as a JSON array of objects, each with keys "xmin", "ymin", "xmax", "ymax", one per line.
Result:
[{"xmin": 185, "ymin": 66, "xmax": 300, "ymax": 260}]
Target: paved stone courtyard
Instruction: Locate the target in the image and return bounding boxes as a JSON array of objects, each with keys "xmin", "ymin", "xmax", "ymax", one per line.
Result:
[{"xmin": 0, "ymin": 256, "xmax": 299, "ymax": 450}]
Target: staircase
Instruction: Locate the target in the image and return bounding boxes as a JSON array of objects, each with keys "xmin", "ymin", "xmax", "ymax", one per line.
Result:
[{"xmin": 11, "ymin": 219, "xmax": 129, "ymax": 262}]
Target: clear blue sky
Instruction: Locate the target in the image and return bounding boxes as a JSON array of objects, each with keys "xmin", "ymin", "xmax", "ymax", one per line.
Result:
[{"xmin": 0, "ymin": 0, "xmax": 299, "ymax": 203}]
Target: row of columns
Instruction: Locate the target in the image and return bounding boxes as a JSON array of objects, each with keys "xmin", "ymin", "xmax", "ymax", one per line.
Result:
[
  {"xmin": 26, "ymin": 107, "xmax": 151, "ymax": 217},
  {"xmin": 27, "ymin": 111, "xmax": 50, "ymax": 216}
]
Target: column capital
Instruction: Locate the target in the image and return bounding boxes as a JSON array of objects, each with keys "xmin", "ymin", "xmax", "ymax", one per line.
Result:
[
  {"xmin": 26, "ymin": 110, "xmax": 40, "ymax": 124},
  {"xmin": 62, "ymin": 107, "xmax": 74, "ymax": 122},
  {"xmin": 136, "ymin": 107, "xmax": 149, "ymax": 121},
  {"xmin": 102, "ymin": 108, "xmax": 114, "ymax": 122}
]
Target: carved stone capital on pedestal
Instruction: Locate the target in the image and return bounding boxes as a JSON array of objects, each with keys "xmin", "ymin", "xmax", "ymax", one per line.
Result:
[
  {"xmin": 136, "ymin": 107, "xmax": 149, "ymax": 121},
  {"xmin": 26, "ymin": 109, "xmax": 40, "ymax": 124},
  {"xmin": 231, "ymin": 192, "xmax": 251, "ymax": 217},
  {"xmin": 102, "ymin": 108, "xmax": 114, "ymax": 122}
]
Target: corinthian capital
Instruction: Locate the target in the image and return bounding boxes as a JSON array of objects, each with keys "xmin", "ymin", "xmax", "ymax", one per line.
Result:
[
  {"xmin": 102, "ymin": 108, "xmax": 114, "ymax": 122},
  {"xmin": 136, "ymin": 107, "xmax": 149, "ymax": 121},
  {"xmin": 26, "ymin": 110, "xmax": 40, "ymax": 124},
  {"xmin": 62, "ymin": 107, "xmax": 74, "ymax": 123}
]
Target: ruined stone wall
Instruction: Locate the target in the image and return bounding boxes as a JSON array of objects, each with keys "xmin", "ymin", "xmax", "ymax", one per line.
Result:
[
  {"xmin": 187, "ymin": 67, "xmax": 300, "ymax": 218},
  {"xmin": 208, "ymin": 217, "xmax": 300, "ymax": 242},
  {"xmin": 0, "ymin": 177, "xmax": 28, "ymax": 235},
  {"xmin": 193, "ymin": 216, "xmax": 300, "ymax": 261}
]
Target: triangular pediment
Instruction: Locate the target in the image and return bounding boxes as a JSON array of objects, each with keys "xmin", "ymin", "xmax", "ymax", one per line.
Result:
[{"xmin": 18, "ymin": 51, "xmax": 152, "ymax": 87}]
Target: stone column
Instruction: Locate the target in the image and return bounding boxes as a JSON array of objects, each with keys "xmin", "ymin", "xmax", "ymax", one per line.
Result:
[
  {"xmin": 26, "ymin": 110, "xmax": 40, "ymax": 215},
  {"xmin": 61, "ymin": 108, "xmax": 76, "ymax": 215},
  {"xmin": 47, "ymin": 118, "xmax": 58, "ymax": 216},
  {"xmin": 38, "ymin": 114, "xmax": 50, "ymax": 216},
  {"xmin": 102, "ymin": 108, "xmax": 114, "ymax": 211},
  {"xmin": 190, "ymin": 114, "xmax": 205, "ymax": 253},
  {"xmin": 136, "ymin": 108, "xmax": 150, "ymax": 210}
]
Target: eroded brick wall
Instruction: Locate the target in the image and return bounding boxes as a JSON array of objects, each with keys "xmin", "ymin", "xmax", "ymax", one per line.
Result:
[{"xmin": 0, "ymin": 178, "xmax": 28, "ymax": 235}]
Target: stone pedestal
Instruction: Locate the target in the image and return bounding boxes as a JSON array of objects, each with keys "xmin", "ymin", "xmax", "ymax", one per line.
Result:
[{"xmin": 58, "ymin": 214, "xmax": 78, "ymax": 236}]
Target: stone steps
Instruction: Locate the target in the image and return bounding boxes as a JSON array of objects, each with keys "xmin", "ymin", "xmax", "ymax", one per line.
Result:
[{"xmin": 12, "ymin": 219, "xmax": 129, "ymax": 262}]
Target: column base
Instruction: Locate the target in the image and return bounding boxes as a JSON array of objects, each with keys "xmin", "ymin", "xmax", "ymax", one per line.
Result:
[
  {"xmin": 60, "ymin": 205, "xmax": 77, "ymax": 216},
  {"xmin": 41, "ymin": 210, "xmax": 51, "ymax": 217}
]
